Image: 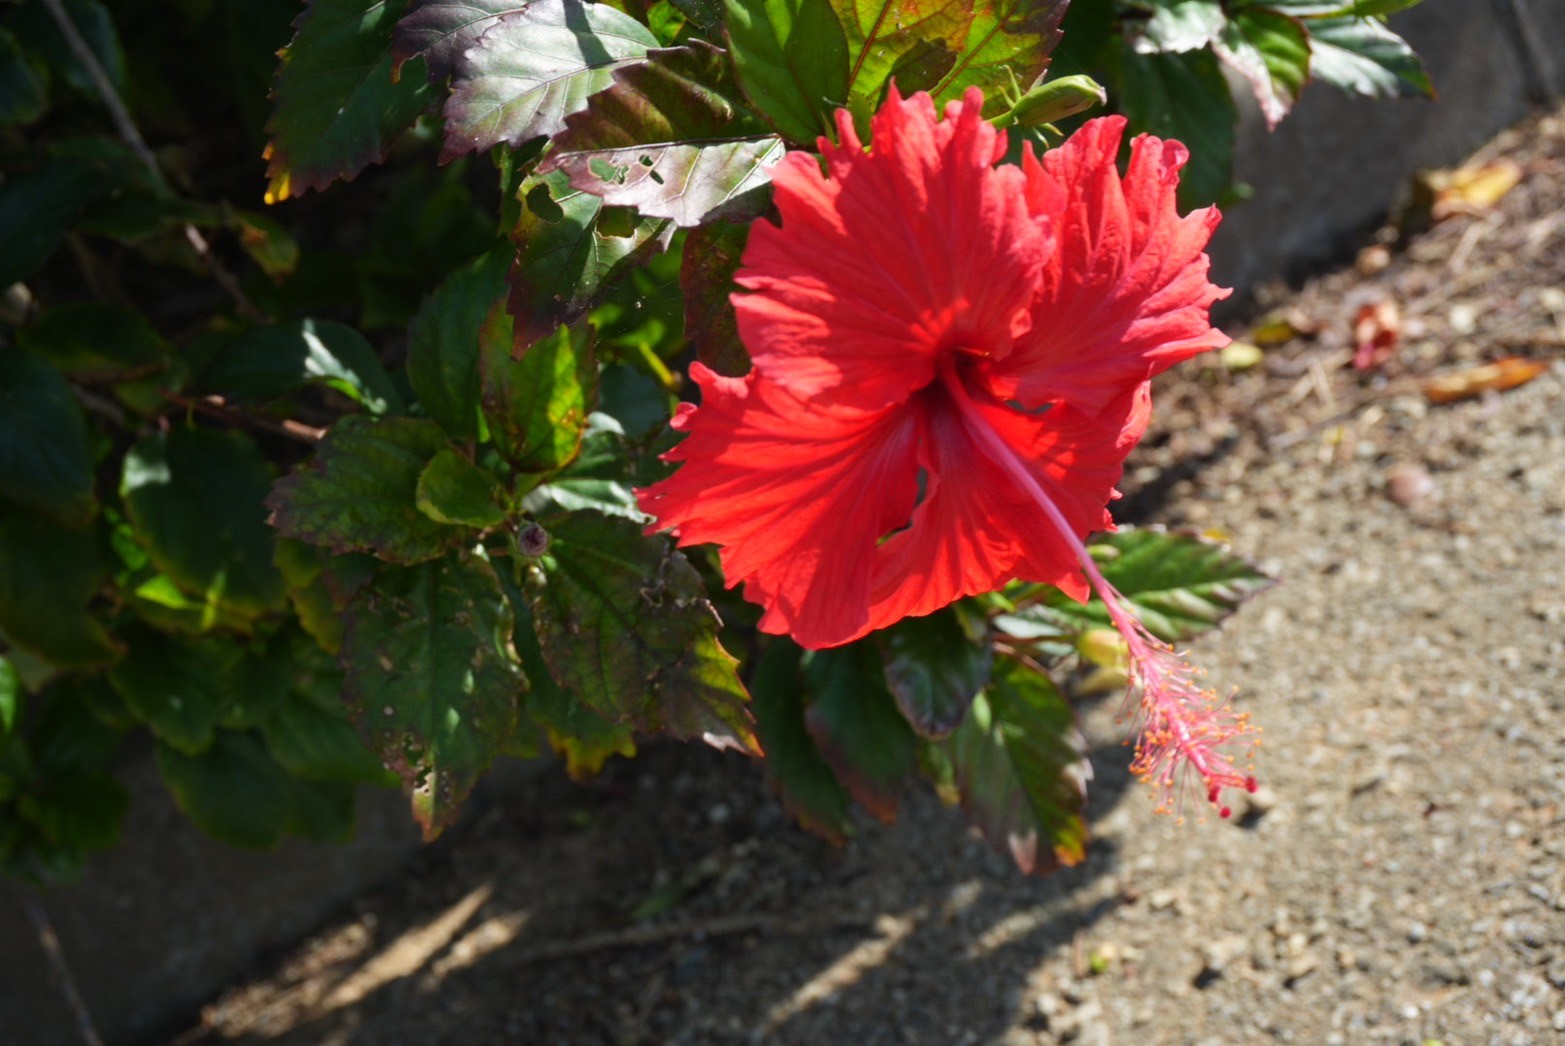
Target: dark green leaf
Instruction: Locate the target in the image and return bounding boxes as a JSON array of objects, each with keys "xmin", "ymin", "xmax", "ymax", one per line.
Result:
[
  {"xmin": 804, "ymin": 643, "xmax": 917, "ymax": 821},
  {"xmin": 264, "ymin": 0, "xmax": 434, "ymax": 202},
  {"xmin": 340, "ymin": 554, "xmax": 521, "ymax": 838},
  {"xmin": 0, "ymin": 157, "xmax": 105, "ymax": 286},
  {"xmin": 156, "ymin": 731, "xmax": 293, "ymax": 849},
  {"xmin": 392, "ymin": 0, "xmax": 529, "ymax": 80},
  {"xmin": 0, "ymin": 658, "xmax": 19, "ymax": 740},
  {"xmin": 194, "ymin": 319, "xmax": 402, "ymax": 415},
  {"xmin": 8, "ymin": 0, "xmax": 125, "ymax": 97},
  {"xmin": 945, "ymin": 658, "xmax": 1088, "ymax": 874},
  {"xmin": 680, "ymin": 220, "xmax": 750, "ymax": 376},
  {"xmin": 284, "ymin": 778, "xmax": 358, "ymax": 842},
  {"xmin": 0, "ymin": 349, "xmax": 95, "ymax": 525},
  {"xmin": 541, "ymin": 43, "xmax": 785, "ymax": 226},
  {"xmin": 516, "ymin": 595, "xmax": 638, "ymax": 778},
  {"xmin": 1110, "ymin": 41, "xmax": 1237, "ymax": 209},
  {"xmin": 18, "ymin": 304, "xmax": 170, "ymax": 382},
  {"xmin": 109, "ymin": 629, "xmax": 245, "ymax": 753},
  {"xmin": 669, "ymin": 0, "xmax": 726, "ymax": 28},
  {"xmin": 31, "ymin": 682, "xmax": 123, "ymax": 772},
  {"xmin": 264, "ymin": 692, "xmax": 394, "ymax": 785},
  {"xmin": 930, "ymin": 0, "xmax": 1069, "ymax": 116},
  {"xmin": 529, "ymin": 511, "xmax": 759, "ymax": 752},
  {"xmin": 1130, "ymin": 0, "xmax": 1225, "ymax": 54},
  {"xmin": 122, "ymin": 426, "xmax": 287, "ymax": 619},
  {"xmin": 0, "ymin": 507, "xmax": 118, "ymax": 670},
  {"xmin": 15, "ymin": 771, "xmax": 126, "ymax": 853},
  {"xmin": 507, "ymin": 169, "xmax": 673, "ymax": 352},
  {"xmin": 751, "ymin": 639, "xmax": 851, "ymax": 842},
  {"xmin": 416, "ymin": 450, "xmax": 507, "ymax": 526},
  {"xmin": 1304, "ymin": 14, "xmax": 1433, "ymax": 99},
  {"xmin": 878, "ymin": 605, "xmax": 991, "ymax": 740},
  {"xmin": 724, "ymin": 0, "xmax": 850, "ymax": 142},
  {"xmin": 1215, "ymin": 8, "xmax": 1311, "ymax": 129},
  {"xmin": 407, "ymin": 242, "xmax": 513, "ymax": 441},
  {"xmin": 1042, "ymin": 528, "xmax": 1275, "ymax": 643},
  {"xmin": 439, "ymin": 0, "xmax": 659, "ymax": 161},
  {"xmin": 268, "ymin": 416, "xmax": 460, "ymax": 564},
  {"xmin": 0, "ymin": 28, "xmax": 47, "ymax": 126},
  {"xmin": 275, "ymin": 541, "xmax": 346, "ymax": 653},
  {"xmin": 481, "ymin": 313, "xmax": 596, "ymax": 472}
]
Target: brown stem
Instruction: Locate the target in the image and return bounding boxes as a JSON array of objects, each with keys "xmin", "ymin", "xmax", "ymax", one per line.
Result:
[
  {"xmin": 17, "ymin": 889, "xmax": 103, "ymax": 1046},
  {"xmin": 162, "ymin": 392, "xmax": 325, "ymax": 444}
]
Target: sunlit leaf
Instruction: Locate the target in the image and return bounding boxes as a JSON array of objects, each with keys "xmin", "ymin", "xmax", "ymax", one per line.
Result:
[
  {"xmin": 392, "ymin": 0, "xmax": 528, "ymax": 80},
  {"xmin": 0, "ymin": 658, "xmax": 17, "ymax": 740},
  {"xmin": 1304, "ymin": 14, "xmax": 1433, "ymax": 99},
  {"xmin": 340, "ymin": 553, "xmax": 521, "ymax": 839},
  {"xmin": 194, "ymin": 318, "xmax": 402, "ymax": 415},
  {"xmin": 515, "ymin": 597, "xmax": 638, "ymax": 779},
  {"xmin": 931, "ymin": 0, "xmax": 1068, "ymax": 116},
  {"xmin": 407, "ymin": 242, "xmax": 512, "ymax": 441},
  {"xmin": 440, "ymin": 0, "xmax": 658, "ymax": 161},
  {"xmin": 1215, "ymin": 8, "xmax": 1310, "ymax": 129},
  {"xmin": 946, "ymin": 659, "xmax": 1089, "ymax": 874},
  {"xmin": 1110, "ymin": 40, "xmax": 1236, "ymax": 209},
  {"xmin": 481, "ymin": 311, "xmax": 596, "ymax": 472},
  {"xmin": 830, "ymin": 0, "xmax": 966, "ymax": 113},
  {"xmin": 264, "ymin": 0, "xmax": 434, "ymax": 202},
  {"xmin": 804, "ymin": 642, "xmax": 917, "ymax": 821},
  {"xmin": 878, "ymin": 604, "xmax": 991, "ymax": 740},
  {"xmin": 724, "ymin": 0, "xmax": 850, "ymax": 142},
  {"xmin": 750, "ymin": 638, "xmax": 851, "ymax": 842},
  {"xmin": 268, "ymin": 416, "xmax": 461, "ymax": 564},
  {"xmin": 1129, "ymin": 0, "xmax": 1224, "ymax": 55},
  {"xmin": 416, "ymin": 449, "xmax": 507, "ymax": 527},
  {"xmin": 529, "ymin": 511, "xmax": 758, "ymax": 752},
  {"xmin": 542, "ymin": 43, "xmax": 785, "ymax": 226}
]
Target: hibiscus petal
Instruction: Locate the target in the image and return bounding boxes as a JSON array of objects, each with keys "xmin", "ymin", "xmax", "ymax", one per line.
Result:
[
  {"xmin": 637, "ymin": 363, "xmax": 920, "ymax": 649},
  {"xmin": 986, "ymin": 116, "xmax": 1229, "ymax": 417},
  {"xmin": 735, "ymin": 87, "xmax": 1051, "ymax": 413}
]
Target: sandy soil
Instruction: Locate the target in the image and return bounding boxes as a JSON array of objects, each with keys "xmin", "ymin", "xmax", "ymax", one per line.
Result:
[{"xmin": 176, "ymin": 108, "xmax": 1565, "ymax": 1046}]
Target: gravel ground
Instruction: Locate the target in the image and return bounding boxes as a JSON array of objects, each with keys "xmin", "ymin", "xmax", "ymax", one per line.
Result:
[{"xmin": 177, "ymin": 109, "xmax": 1565, "ymax": 1046}]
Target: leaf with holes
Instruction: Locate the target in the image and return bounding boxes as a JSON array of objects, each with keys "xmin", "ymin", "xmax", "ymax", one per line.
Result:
[
  {"xmin": 804, "ymin": 642, "xmax": 918, "ymax": 821},
  {"xmin": 751, "ymin": 639, "xmax": 852, "ymax": 842},
  {"xmin": 931, "ymin": 0, "xmax": 1069, "ymax": 117},
  {"xmin": 122, "ymin": 426, "xmax": 287, "ymax": 620},
  {"xmin": 878, "ymin": 604, "xmax": 991, "ymax": 740},
  {"xmin": 268, "ymin": 416, "xmax": 462, "ymax": 564},
  {"xmin": 341, "ymin": 554, "xmax": 521, "ymax": 839},
  {"xmin": 1215, "ymin": 7, "xmax": 1311, "ymax": 129},
  {"xmin": 724, "ymin": 0, "xmax": 850, "ymax": 142},
  {"xmin": 440, "ymin": 0, "xmax": 659, "ymax": 161},
  {"xmin": 528, "ymin": 511, "xmax": 758, "ymax": 753},
  {"xmin": 1304, "ymin": 14, "xmax": 1432, "ymax": 99},
  {"xmin": 541, "ymin": 43, "xmax": 785, "ymax": 226},
  {"xmin": 264, "ymin": 0, "xmax": 434, "ymax": 202},
  {"xmin": 681, "ymin": 220, "xmax": 750, "ymax": 376},
  {"xmin": 1042, "ymin": 528, "xmax": 1275, "ymax": 643},
  {"xmin": 947, "ymin": 658, "xmax": 1089, "ymax": 875},
  {"xmin": 481, "ymin": 311, "xmax": 596, "ymax": 472},
  {"xmin": 507, "ymin": 169, "xmax": 673, "ymax": 353},
  {"xmin": 408, "ymin": 242, "xmax": 512, "ymax": 441}
]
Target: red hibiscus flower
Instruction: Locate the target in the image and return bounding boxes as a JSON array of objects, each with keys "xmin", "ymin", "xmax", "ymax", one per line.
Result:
[{"xmin": 639, "ymin": 87, "xmax": 1257, "ymax": 816}]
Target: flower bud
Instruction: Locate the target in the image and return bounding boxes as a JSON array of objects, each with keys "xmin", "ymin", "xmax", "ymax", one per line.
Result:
[{"xmin": 1006, "ymin": 75, "xmax": 1107, "ymax": 129}]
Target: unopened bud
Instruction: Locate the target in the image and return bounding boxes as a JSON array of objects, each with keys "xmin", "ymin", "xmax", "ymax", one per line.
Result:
[
  {"xmin": 518, "ymin": 522, "xmax": 550, "ymax": 557},
  {"xmin": 1006, "ymin": 75, "xmax": 1107, "ymax": 128}
]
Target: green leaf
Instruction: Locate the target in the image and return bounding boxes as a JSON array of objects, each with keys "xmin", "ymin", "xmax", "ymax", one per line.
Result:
[
  {"xmin": 264, "ymin": 0, "xmax": 434, "ymax": 202},
  {"xmin": 392, "ymin": 0, "xmax": 529, "ymax": 80},
  {"xmin": 1215, "ymin": 8, "xmax": 1311, "ymax": 129},
  {"xmin": 1304, "ymin": 14, "xmax": 1433, "ymax": 99},
  {"xmin": 109, "ymin": 629, "xmax": 246, "ymax": 754},
  {"xmin": 416, "ymin": 450, "xmax": 507, "ymax": 526},
  {"xmin": 15, "ymin": 771, "xmax": 127, "ymax": 854},
  {"xmin": 680, "ymin": 220, "xmax": 750, "ymax": 376},
  {"xmin": 263, "ymin": 692, "xmax": 393, "ymax": 785},
  {"xmin": 0, "ymin": 349, "xmax": 95, "ymax": 525},
  {"xmin": 507, "ymin": 169, "xmax": 673, "ymax": 353},
  {"xmin": 878, "ymin": 605, "xmax": 991, "ymax": 740},
  {"xmin": 268, "ymin": 416, "xmax": 461, "ymax": 564},
  {"xmin": 0, "ymin": 507, "xmax": 119, "ymax": 670},
  {"xmin": 340, "ymin": 554, "xmax": 521, "ymax": 838},
  {"xmin": 750, "ymin": 639, "xmax": 851, "ymax": 842},
  {"xmin": 803, "ymin": 642, "xmax": 917, "ymax": 821},
  {"xmin": 407, "ymin": 242, "xmax": 512, "ymax": 441},
  {"xmin": 0, "ymin": 157, "xmax": 106, "ymax": 286},
  {"xmin": 122, "ymin": 426, "xmax": 287, "ymax": 619},
  {"xmin": 0, "ymin": 28, "xmax": 48, "ymax": 126},
  {"xmin": 439, "ymin": 0, "xmax": 659, "ymax": 161},
  {"xmin": 1043, "ymin": 528, "xmax": 1275, "ymax": 643},
  {"xmin": 481, "ymin": 312, "xmax": 596, "ymax": 472},
  {"xmin": 830, "ymin": 0, "xmax": 965, "ymax": 113},
  {"xmin": 1130, "ymin": 0, "xmax": 1225, "ymax": 54},
  {"xmin": 1110, "ymin": 41, "xmax": 1237, "ymax": 209},
  {"xmin": 194, "ymin": 319, "xmax": 402, "ymax": 416},
  {"xmin": 529, "ymin": 511, "xmax": 759, "ymax": 753},
  {"xmin": 226, "ymin": 209, "xmax": 302, "ymax": 280},
  {"xmin": 515, "ymin": 596, "xmax": 638, "ymax": 779},
  {"xmin": 541, "ymin": 42, "xmax": 786, "ymax": 227},
  {"xmin": 931, "ymin": 0, "xmax": 1069, "ymax": 116},
  {"xmin": 156, "ymin": 731, "xmax": 293, "ymax": 849},
  {"xmin": 18, "ymin": 304, "xmax": 170, "ymax": 382},
  {"xmin": 8, "ymin": 0, "xmax": 125, "ymax": 98},
  {"xmin": 0, "ymin": 658, "xmax": 19, "ymax": 740},
  {"xmin": 284, "ymin": 778, "xmax": 358, "ymax": 842},
  {"xmin": 724, "ymin": 0, "xmax": 850, "ymax": 142},
  {"xmin": 31, "ymin": 682, "xmax": 123, "ymax": 772},
  {"xmin": 275, "ymin": 540, "xmax": 347, "ymax": 653},
  {"xmin": 945, "ymin": 659, "xmax": 1088, "ymax": 875}
]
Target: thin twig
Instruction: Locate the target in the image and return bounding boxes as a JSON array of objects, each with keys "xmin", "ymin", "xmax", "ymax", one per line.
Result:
[
  {"xmin": 17, "ymin": 889, "xmax": 104, "ymax": 1046},
  {"xmin": 40, "ymin": 0, "xmax": 263, "ymax": 322},
  {"xmin": 163, "ymin": 392, "xmax": 325, "ymax": 444}
]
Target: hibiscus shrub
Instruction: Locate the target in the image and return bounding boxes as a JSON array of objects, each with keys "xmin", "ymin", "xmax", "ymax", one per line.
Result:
[{"xmin": 0, "ymin": 0, "xmax": 1429, "ymax": 882}]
